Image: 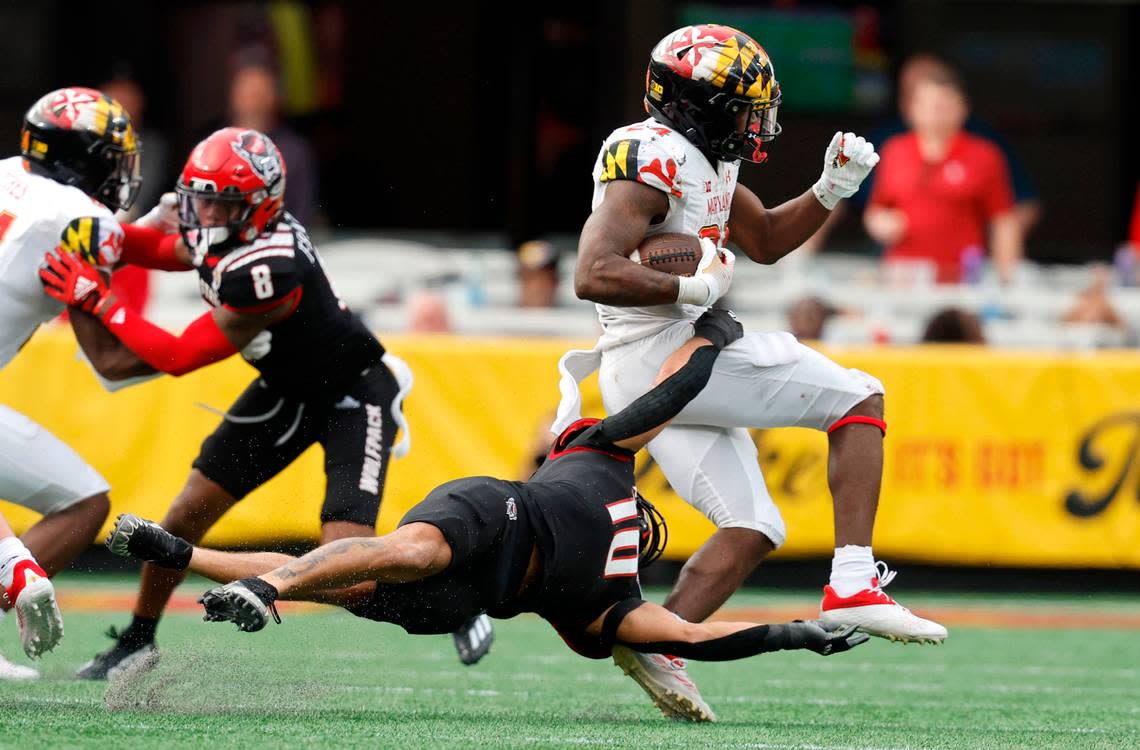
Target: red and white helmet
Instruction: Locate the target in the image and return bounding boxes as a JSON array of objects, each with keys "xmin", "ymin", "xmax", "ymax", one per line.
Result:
[{"xmin": 176, "ymin": 127, "xmax": 286, "ymax": 255}]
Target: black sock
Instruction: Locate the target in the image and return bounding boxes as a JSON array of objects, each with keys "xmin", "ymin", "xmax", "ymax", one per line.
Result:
[{"xmin": 120, "ymin": 615, "xmax": 158, "ymax": 648}]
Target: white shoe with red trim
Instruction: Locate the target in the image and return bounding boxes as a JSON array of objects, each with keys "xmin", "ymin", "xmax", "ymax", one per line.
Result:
[
  {"xmin": 820, "ymin": 562, "xmax": 947, "ymax": 644},
  {"xmin": 5, "ymin": 559, "xmax": 64, "ymax": 658},
  {"xmin": 612, "ymin": 646, "xmax": 716, "ymax": 722}
]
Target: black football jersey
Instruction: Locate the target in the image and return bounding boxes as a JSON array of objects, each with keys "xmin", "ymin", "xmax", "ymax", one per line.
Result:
[
  {"xmin": 194, "ymin": 213, "xmax": 383, "ymax": 394},
  {"xmin": 519, "ymin": 418, "xmax": 644, "ymax": 653}
]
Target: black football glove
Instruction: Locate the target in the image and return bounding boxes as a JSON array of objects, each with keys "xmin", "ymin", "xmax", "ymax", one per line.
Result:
[
  {"xmin": 791, "ymin": 619, "xmax": 870, "ymax": 656},
  {"xmin": 693, "ymin": 308, "xmax": 743, "ymax": 350}
]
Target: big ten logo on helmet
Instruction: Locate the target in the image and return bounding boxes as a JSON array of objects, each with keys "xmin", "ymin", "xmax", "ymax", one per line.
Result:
[{"xmin": 231, "ymin": 130, "xmax": 283, "ymax": 195}]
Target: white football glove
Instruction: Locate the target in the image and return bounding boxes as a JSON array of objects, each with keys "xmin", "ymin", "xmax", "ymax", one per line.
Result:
[
  {"xmin": 241, "ymin": 330, "xmax": 273, "ymax": 362},
  {"xmin": 133, "ymin": 192, "xmax": 180, "ymax": 233},
  {"xmin": 812, "ymin": 132, "xmax": 879, "ymax": 210},
  {"xmin": 676, "ymin": 238, "xmax": 736, "ymax": 307}
]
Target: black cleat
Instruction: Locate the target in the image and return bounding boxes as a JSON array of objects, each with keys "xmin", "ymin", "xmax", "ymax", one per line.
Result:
[
  {"xmin": 105, "ymin": 514, "xmax": 192, "ymax": 570},
  {"xmin": 453, "ymin": 613, "xmax": 494, "ymax": 665},
  {"xmin": 75, "ymin": 627, "xmax": 158, "ymax": 681},
  {"xmin": 199, "ymin": 580, "xmax": 280, "ymax": 633}
]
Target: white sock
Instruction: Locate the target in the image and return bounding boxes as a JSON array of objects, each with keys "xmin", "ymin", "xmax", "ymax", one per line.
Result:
[
  {"xmin": 0, "ymin": 537, "xmax": 33, "ymax": 591},
  {"xmin": 828, "ymin": 545, "xmax": 876, "ymax": 597}
]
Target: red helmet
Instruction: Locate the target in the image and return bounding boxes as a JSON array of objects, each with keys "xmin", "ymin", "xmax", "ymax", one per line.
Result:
[{"xmin": 176, "ymin": 127, "xmax": 286, "ymax": 255}]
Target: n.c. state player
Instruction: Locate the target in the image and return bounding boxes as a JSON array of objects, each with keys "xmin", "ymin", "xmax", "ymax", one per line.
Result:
[
  {"xmin": 103, "ymin": 310, "xmax": 869, "ymax": 723},
  {"xmin": 40, "ymin": 127, "xmax": 489, "ymax": 678},
  {"xmin": 553, "ymin": 24, "xmax": 947, "ymax": 719},
  {"xmin": 0, "ymin": 87, "xmax": 150, "ymax": 677}
]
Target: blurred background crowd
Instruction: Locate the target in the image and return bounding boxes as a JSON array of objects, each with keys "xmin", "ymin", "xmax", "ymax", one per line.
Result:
[{"xmin": 4, "ymin": 0, "xmax": 1140, "ymax": 347}]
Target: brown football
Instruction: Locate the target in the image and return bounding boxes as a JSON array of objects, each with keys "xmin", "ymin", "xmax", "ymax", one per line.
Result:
[{"xmin": 630, "ymin": 233, "xmax": 702, "ymax": 277}]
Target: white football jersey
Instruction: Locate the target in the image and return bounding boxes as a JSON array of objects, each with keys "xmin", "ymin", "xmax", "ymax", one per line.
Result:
[
  {"xmin": 0, "ymin": 156, "xmax": 121, "ymax": 369},
  {"xmin": 590, "ymin": 118, "xmax": 740, "ymax": 348}
]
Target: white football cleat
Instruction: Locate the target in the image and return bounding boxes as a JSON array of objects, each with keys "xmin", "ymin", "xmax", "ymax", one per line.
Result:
[
  {"xmin": 0, "ymin": 651, "xmax": 38, "ymax": 680},
  {"xmin": 612, "ymin": 646, "xmax": 716, "ymax": 722},
  {"xmin": 820, "ymin": 562, "xmax": 947, "ymax": 644},
  {"xmin": 5, "ymin": 559, "xmax": 64, "ymax": 658}
]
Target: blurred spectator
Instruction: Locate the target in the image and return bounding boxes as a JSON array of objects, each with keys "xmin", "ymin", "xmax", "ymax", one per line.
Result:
[
  {"xmin": 1063, "ymin": 267, "xmax": 1127, "ymax": 332},
  {"xmin": 865, "ymin": 66, "xmax": 1022, "ymax": 284},
  {"xmin": 517, "ymin": 240, "xmax": 559, "ymax": 308},
  {"xmin": 406, "ymin": 290, "xmax": 452, "ymax": 333},
  {"xmin": 804, "ymin": 54, "xmax": 1039, "ymax": 256},
  {"xmin": 787, "ymin": 296, "xmax": 836, "ymax": 341},
  {"xmin": 922, "ymin": 307, "xmax": 986, "ymax": 343},
  {"xmin": 230, "ymin": 62, "xmax": 319, "ymax": 226},
  {"xmin": 103, "ymin": 71, "xmax": 171, "ymax": 314},
  {"xmin": 865, "ymin": 55, "xmax": 1041, "ymax": 235}
]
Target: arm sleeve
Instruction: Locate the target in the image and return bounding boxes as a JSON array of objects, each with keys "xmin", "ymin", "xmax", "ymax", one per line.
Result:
[
  {"xmin": 592, "ymin": 345, "xmax": 719, "ymax": 445},
  {"xmin": 120, "ymin": 224, "xmax": 190, "ymax": 271},
  {"xmin": 597, "ymin": 137, "xmax": 682, "ymax": 199},
  {"xmin": 618, "ymin": 622, "xmax": 818, "ymax": 662},
  {"xmin": 103, "ymin": 307, "xmax": 238, "ymax": 376}
]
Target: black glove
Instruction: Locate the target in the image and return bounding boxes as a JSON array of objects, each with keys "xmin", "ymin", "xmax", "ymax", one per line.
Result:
[
  {"xmin": 693, "ymin": 308, "xmax": 743, "ymax": 350},
  {"xmin": 791, "ymin": 620, "xmax": 870, "ymax": 656}
]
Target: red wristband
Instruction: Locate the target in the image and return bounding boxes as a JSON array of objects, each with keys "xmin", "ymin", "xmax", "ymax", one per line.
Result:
[
  {"xmin": 103, "ymin": 306, "xmax": 238, "ymax": 376},
  {"xmin": 827, "ymin": 415, "xmax": 887, "ymax": 436}
]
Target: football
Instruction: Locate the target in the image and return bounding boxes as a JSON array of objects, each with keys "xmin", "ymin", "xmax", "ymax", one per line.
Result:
[{"xmin": 629, "ymin": 233, "xmax": 702, "ymax": 277}]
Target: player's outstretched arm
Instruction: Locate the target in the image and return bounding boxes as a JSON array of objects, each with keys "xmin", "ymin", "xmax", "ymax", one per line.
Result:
[
  {"xmin": 588, "ymin": 598, "xmax": 869, "ymax": 661},
  {"xmin": 68, "ymin": 307, "xmax": 157, "ymax": 381},
  {"xmin": 40, "ymin": 250, "xmax": 292, "ymax": 376},
  {"xmin": 104, "ymin": 514, "xmax": 375, "ymax": 608},
  {"xmin": 593, "ymin": 308, "xmax": 743, "ymax": 452},
  {"xmin": 256, "ymin": 522, "xmax": 452, "ymax": 601}
]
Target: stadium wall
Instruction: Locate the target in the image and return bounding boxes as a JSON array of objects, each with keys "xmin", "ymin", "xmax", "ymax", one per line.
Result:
[{"xmin": 3, "ymin": 328, "xmax": 1138, "ymax": 569}]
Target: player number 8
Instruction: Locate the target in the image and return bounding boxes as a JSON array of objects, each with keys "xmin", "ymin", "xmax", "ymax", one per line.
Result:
[{"xmin": 251, "ymin": 264, "xmax": 274, "ymax": 300}]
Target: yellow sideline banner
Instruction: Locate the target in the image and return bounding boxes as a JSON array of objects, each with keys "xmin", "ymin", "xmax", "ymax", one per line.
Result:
[{"xmin": 2, "ymin": 327, "xmax": 1139, "ymax": 568}]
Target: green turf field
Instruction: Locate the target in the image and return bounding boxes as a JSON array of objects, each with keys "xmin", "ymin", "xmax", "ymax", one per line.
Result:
[{"xmin": 1, "ymin": 577, "xmax": 1136, "ymax": 749}]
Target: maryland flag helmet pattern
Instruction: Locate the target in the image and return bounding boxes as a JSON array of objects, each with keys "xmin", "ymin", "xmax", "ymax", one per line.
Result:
[
  {"xmin": 21, "ymin": 87, "xmax": 141, "ymax": 211},
  {"xmin": 645, "ymin": 24, "xmax": 781, "ymax": 164}
]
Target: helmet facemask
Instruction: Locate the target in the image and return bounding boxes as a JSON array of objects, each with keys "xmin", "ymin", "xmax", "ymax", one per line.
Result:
[
  {"xmin": 176, "ymin": 182, "xmax": 254, "ymax": 260},
  {"xmin": 95, "ymin": 143, "xmax": 142, "ymax": 212}
]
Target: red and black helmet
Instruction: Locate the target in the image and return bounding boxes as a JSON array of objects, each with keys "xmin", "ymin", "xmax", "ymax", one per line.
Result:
[
  {"xmin": 20, "ymin": 87, "xmax": 141, "ymax": 210},
  {"xmin": 176, "ymin": 127, "xmax": 286, "ymax": 255},
  {"xmin": 645, "ymin": 24, "xmax": 781, "ymax": 164}
]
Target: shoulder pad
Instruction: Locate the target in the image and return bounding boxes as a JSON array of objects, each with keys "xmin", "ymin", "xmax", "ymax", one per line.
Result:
[
  {"xmin": 215, "ymin": 243, "xmax": 301, "ymax": 313},
  {"xmin": 58, "ymin": 215, "xmax": 124, "ymax": 267},
  {"xmin": 597, "ymin": 133, "xmax": 683, "ymax": 199}
]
